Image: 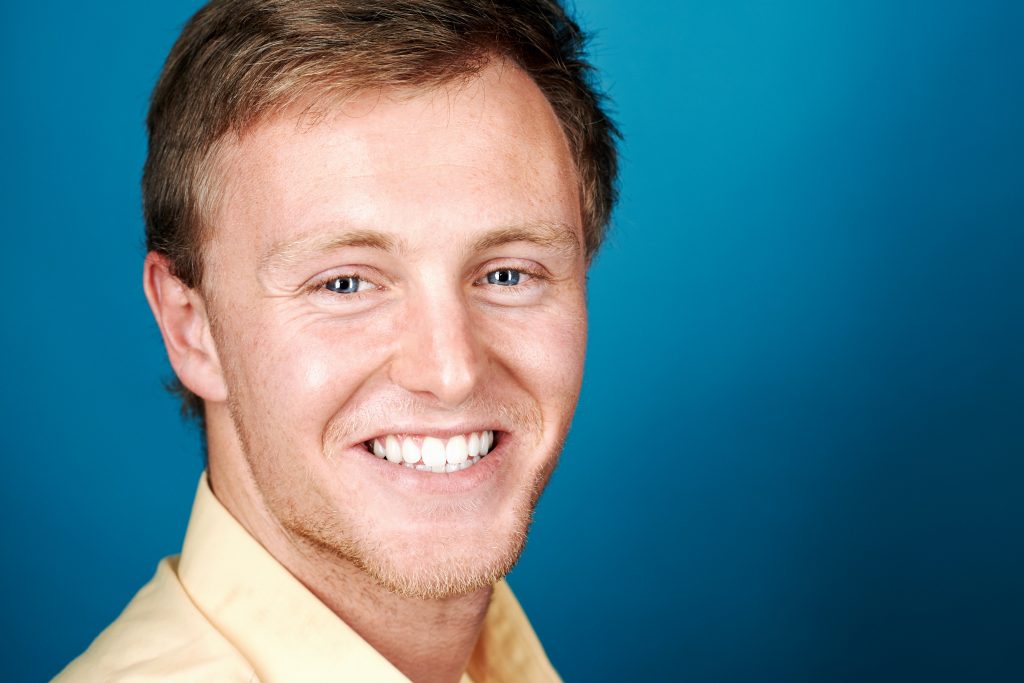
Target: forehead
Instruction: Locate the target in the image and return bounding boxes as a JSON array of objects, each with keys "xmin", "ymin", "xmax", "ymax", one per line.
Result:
[{"xmin": 205, "ymin": 62, "xmax": 581, "ymax": 260}]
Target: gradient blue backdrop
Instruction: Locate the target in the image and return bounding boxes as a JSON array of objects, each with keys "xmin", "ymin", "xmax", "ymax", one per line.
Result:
[{"xmin": 2, "ymin": 1, "xmax": 1021, "ymax": 681}]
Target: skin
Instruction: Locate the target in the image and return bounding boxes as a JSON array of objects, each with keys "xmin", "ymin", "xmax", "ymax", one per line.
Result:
[{"xmin": 144, "ymin": 61, "xmax": 587, "ymax": 683}]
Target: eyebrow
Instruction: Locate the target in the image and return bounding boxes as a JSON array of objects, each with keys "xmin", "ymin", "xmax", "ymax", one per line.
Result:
[
  {"xmin": 259, "ymin": 229, "xmax": 400, "ymax": 274},
  {"xmin": 470, "ymin": 222, "xmax": 581, "ymax": 257},
  {"xmin": 259, "ymin": 221, "xmax": 581, "ymax": 274}
]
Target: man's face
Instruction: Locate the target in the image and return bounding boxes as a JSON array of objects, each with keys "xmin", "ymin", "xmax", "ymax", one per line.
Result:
[{"xmin": 201, "ymin": 62, "xmax": 587, "ymax": 598}]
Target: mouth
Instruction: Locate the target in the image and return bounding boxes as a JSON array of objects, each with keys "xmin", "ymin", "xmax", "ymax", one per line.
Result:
[{"xmin": 362, "ymin": 430, "xmax": 498, "ymax": 473}]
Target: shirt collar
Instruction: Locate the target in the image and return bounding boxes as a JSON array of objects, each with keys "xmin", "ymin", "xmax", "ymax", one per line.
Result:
[{"xmin": 176, "ymin": 473, "xmax": 560, "ymax": 683}]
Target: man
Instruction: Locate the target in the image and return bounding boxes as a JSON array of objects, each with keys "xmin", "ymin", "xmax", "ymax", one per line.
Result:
[{"xmin": 56, "ymin": 1, "xmax": 617, "ymax": 681}]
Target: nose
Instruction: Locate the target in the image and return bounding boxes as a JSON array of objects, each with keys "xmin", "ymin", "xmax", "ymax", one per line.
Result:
[{"xmin": 388, "ymin": 286, "xmax": 486, "ymax": 407}]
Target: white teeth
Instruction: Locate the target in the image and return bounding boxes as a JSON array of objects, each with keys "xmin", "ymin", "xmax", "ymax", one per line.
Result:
[
  {"xmin": 421, "ymin": 437, "xmax": 446, "ymax": 467},
  {"xmin": 445, "ymin": 435, "xmax": 468, "ymax": 464},
  {"xmin": 385, "ymin": 435, "xmax": 403, "ymax": 463},
  {"xmin": 402, "ymin": 438, "xmax": 420, "ymax": 464},
  {"xmin": 372, "ymin": 432, "xmax": 494, "ymax": 472}
]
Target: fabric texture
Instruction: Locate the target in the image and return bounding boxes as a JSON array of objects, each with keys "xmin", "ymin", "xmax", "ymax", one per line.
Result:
[{"xmin": 55, "ymin": 474, "xmax": 562, "ymax": 683}]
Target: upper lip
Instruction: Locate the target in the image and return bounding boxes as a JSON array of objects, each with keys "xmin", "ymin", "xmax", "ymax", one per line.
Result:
[{"xmin": 353, "ymin": 424, "xmax": 504, "ymax": 446}]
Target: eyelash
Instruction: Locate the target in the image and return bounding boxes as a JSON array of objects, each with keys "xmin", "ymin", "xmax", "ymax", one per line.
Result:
[
  {"xmin": 306, "ymin": 272, "xmax": 375, "ymax": 298},
  {"xmin": 305, "ymin": 265, "xmax": 549, "ymax": 298},
  {"xmin": 474, "ymin": 266, "xmax": 548, "ymax": 292}
]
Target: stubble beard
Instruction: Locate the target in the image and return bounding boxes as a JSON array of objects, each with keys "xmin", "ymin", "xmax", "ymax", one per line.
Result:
[
  {"xmin": 226, "ymin": 390, "xmax": 565, "ymax": 601},
  {"xmin": 288, "ymin": 460, "xmax": 555, "ymax": 600}
]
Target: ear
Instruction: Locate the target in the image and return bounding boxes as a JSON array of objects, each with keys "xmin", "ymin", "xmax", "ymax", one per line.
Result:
[{"xmin": 143, "ymin": 252, "xmax": 228, "ymax": 403}]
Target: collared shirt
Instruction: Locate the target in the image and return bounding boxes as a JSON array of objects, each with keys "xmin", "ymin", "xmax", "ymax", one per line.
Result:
[{"xmin": 55, "ymin": 474, "xmax": 562, "ymax": 682}]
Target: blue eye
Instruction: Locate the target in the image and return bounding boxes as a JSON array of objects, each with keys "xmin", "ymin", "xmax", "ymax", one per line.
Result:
[
  {"xmin": 324, "ymin": 276, "xmax": 362, "ymax": 293},
  {"xmin": 487, "ymin": 269, "xmax": 521, "ymax": 286}
]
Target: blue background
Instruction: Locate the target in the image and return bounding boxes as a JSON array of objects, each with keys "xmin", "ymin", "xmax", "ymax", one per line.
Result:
[{"xmin": 2, "ymin": 1, "xmax": 1021, "ymax": 681}]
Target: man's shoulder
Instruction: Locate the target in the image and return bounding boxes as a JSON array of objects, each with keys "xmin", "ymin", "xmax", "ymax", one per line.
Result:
[{"xmin": 53, "ymin": 557, "xmax": 256, "ymax": 683}]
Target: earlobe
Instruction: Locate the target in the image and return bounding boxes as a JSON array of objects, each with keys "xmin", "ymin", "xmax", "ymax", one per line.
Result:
[{"xmin": 142, "ymin": 252, "xmax": 228, "ymax": 403}]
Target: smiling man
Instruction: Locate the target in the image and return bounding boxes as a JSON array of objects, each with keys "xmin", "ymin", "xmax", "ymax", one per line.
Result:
[{"xmin": 56, "ymin": 1, "xmax": 617, "ymax": 682}]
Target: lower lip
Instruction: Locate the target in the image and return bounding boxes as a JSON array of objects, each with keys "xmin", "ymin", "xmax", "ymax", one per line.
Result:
[{"xmin": 352, "ymin": 436, "xmax": 508, "ymax": 496}]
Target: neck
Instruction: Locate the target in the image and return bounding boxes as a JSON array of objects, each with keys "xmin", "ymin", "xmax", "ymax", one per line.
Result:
[
  {"xmin": 293, "ymin": 549, "xmax": 492, "ymax": 683},
  {"xmin": 207, "ymin": 435, "xmax": 490, "ymax": 683}
]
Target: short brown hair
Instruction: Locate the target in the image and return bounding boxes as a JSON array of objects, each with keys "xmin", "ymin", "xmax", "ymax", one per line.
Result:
[{"xmin": 144, "ymin": 0, "xmax": 619, "ymax": 425}]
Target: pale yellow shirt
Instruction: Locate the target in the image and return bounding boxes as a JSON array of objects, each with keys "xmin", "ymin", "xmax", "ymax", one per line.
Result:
[{"xmin": 55, "ymin": 474, "xmax": 562, "ymax": 682}]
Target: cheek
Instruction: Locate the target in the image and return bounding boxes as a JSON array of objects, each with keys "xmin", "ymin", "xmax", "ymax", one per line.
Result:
[
  {"xmin": 300, "ymin": 356, "xmax": 333, "ymax": 393},
  {"xmin": 480, "ymin": 297, "xmax": 588, "ymax": 416},
  {"xmin": 225, "ymin": 308, "xmax": 396, "ymax": 441}
]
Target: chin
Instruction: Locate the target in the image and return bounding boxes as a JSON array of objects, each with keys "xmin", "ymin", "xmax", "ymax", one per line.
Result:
[
  {"xmin": 290, "ymin": 494, "xmax": 535, "ymax": 600},
  {"xmin": 294, "ymin": 448, "xmax": 556, "ymax": 599},
  {"xmin": 364, "ymin": 521, "xmax": 531, "ymax": 600}
]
